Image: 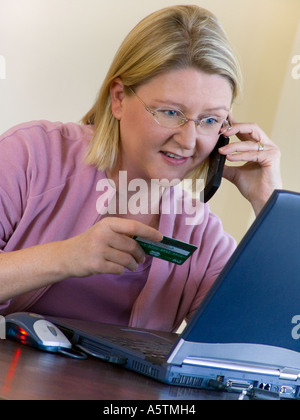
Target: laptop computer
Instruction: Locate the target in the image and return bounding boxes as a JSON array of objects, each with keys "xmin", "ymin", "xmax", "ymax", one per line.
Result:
[{"xmin": 52, "ymin": 190, "xmax": 300, "ymax": 399}]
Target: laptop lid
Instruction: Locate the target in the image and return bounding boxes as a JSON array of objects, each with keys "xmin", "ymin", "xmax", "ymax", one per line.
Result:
[{"xmin": 168, "ymin": 190, "xmax": 300, "ymax": 368}]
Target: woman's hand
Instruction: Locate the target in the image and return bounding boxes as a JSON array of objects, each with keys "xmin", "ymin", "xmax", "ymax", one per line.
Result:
[
  {"xmin": 219, "ymin": 118, "xmax": 282, "ymax": 216},
  {"xmin": 0, "ymin": 218, "xmax": 163, "ymax": 302},
  {"xmin": 62, "ymin": 217, "xmax": 163, "ymax": 277}
]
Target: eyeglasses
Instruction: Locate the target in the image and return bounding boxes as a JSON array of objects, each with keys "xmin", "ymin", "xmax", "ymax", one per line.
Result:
[{"xmin": 128, "ymin": 87, "xmax": 231, "ymax": 136}]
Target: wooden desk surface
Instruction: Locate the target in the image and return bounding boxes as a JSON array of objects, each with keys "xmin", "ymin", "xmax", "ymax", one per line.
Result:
[{"xmin": 0, "ymin": 339, "xmax": 238, "ymax": 400}]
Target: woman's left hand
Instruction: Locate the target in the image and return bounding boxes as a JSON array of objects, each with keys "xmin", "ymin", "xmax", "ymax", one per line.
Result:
[{"xmin": 218, "ymin": 118, "xmax": 282, "ymax": 216}]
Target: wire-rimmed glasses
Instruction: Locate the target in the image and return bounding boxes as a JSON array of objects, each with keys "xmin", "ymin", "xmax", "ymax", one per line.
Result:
[{"xmin": 128, "ymin": 87, "xmax": 231, "ymax": 136}]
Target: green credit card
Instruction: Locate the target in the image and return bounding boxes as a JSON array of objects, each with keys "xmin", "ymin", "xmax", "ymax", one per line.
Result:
[{"xmin": 133, "ymin": 236, "xmax": 197, "ymax": 265}]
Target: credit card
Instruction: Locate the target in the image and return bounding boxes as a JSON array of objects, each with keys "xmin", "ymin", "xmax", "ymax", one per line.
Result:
[{"xmin": 133, "ymin": 236, "xmax": 197, "ymax": 265}]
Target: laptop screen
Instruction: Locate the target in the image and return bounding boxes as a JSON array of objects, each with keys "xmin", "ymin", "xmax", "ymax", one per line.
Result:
[{"xmin": 181, "ymin": 190, "xmax": 300, "ymax": 353}]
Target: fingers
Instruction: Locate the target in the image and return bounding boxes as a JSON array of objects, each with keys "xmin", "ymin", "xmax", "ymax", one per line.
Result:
[
  {"xmin": 102, "ymin": 246, "xmax": 142, "ymax": 273},
  {"xmin": 217, "ymin": 118, "xmax": 282, "ymax": 215},
  {"xmin": 107, "ymin": 218, "xmax": 163, "ymax": 271},
  {"xmin": 224, "ymin": 121, "xmax": 268, "ymax": 145},
  {"xmin": 66, "ymin": 217, "xmax": 163, "ymax": 278},
  {"xmin": 108, "ymin": 218, "xmax": 163, "ymax": 243},
  {"xmin": 219, "ymin": 139, "xmax": 268, "ymax": 164},
  {"xmin": 93, "ymin": 217, "xmax": 163, "ymax": 274},
  {"xmin": 219, "ymin": 121, "xmax": 280, "ymax": 166},
  {"xmin": 107, "ymin": 233, "xmax": 146, "ymax": 268}
]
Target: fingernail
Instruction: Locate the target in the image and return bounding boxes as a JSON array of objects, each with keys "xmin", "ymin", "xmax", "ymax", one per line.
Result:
[{"xmin": 138, "ymin": 255, "xmax": 146, "ymax": 264}]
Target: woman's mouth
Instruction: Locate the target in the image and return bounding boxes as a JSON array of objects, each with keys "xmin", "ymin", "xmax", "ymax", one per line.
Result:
[{"xmin": 160, "ymin": 151, "xmax": 189, "ymax": 165}]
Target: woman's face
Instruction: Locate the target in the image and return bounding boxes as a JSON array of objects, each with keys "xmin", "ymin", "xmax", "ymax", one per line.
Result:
[{"xmin": 110, "ymin": 68, "xmax": 232, "ymax": 184}]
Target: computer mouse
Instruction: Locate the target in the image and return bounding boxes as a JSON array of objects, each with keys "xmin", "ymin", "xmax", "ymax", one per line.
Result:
[{"xmin": 5, "ymin": 312, "xmax": 72, "ymax": 353}]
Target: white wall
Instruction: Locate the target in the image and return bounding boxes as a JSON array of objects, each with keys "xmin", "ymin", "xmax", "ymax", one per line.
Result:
[
  {"xmin": 1, "ymin": 0, "xmax": 299, "ymax": 241},
  {"xmin": 271, "ymin": 21, "xmax": 300, "ymax": 194}
]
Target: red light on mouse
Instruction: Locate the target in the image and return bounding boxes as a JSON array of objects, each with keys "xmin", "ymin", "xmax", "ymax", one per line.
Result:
[
  {"xmin": 18, "ymin": 328, "xmax": 29, "ymax": 336},
  {"xmin": 17, "ymin": 327, "xmax": 30, "ymax": 344}
]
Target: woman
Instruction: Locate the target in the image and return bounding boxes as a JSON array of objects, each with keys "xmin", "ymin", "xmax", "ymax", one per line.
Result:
[{"xmin": 0, "ymin": 5, "xmax": 281, "ymax": 332}]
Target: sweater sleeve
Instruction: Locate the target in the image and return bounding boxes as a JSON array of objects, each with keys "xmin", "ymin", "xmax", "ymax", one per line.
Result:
[
  {"xmin": 0, "ymin": 126, "xmax": 31, "ymax": 252},
  {"xmin": 0, "ymin": 125, "xmax": 33, "ymax": 311},
  {"xmin": 0, "ymin": 120, "xmax": 95, "ymax": 315}
]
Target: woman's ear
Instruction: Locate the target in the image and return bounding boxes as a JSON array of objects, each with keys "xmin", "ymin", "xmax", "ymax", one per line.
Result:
[{"xmin": 110, "ymin": 78, "xmax": 125, "ymax": 120}]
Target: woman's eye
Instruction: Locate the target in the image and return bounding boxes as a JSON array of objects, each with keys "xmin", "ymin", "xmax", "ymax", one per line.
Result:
[
  {"xmin": 203, "ymin": 117, "xmax": 218, "ymax": 125},
  {"xmin": 161, "ymin": 109, "xmax": 181, "ymax": 118}
]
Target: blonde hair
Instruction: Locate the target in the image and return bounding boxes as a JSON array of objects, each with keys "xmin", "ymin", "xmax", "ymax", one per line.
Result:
[{"xmin": 82, "ymin": 5, "xmax": 242, "ymax": 181}]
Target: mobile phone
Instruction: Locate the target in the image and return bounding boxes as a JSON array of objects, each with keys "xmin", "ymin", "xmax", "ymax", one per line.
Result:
[{"xmin": 203, "ymin": 135, "xmax": 229, "ymax": 203}]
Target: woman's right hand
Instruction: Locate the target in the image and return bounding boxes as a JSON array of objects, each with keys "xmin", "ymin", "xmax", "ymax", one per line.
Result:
[{"xmin": 62, "ymin": 217, "xmax": 163, "ymax": 277}]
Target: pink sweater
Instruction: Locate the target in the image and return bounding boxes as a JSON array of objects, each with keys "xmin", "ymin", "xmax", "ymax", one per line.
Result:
[{"xmin": 0, "ymin": 121, "xmax": 236, "ymax": 332}]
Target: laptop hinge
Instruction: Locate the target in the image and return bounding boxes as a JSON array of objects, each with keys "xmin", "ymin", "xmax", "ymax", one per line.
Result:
[{"xmin": 279, "ymin": 368, "xmax": 300, "ymax": 381}]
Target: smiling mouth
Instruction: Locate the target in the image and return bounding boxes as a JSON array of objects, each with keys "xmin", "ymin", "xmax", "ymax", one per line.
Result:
[{"xmin": 161, "ymin": 151, "xmax": 186, "ymax": 160}]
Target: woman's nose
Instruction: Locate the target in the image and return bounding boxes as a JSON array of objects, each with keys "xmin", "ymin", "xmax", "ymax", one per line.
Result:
[{"xmin": 174, "ymin": 120, "xmax": 198, "ymax": 150}]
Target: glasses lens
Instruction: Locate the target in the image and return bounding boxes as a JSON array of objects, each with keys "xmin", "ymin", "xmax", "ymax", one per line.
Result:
[
  {"xmin": 154, "ymin": 109, "xmax": 185, "ymax": 128},
  {"xmin": 153, "ymin": 108, "xmax": 229, "ymax": 136},
  {"xmin": 200, "ymin": 118, "xmax": 229, "ymax": 135},
  {"xmin": 219, "ymin": 120, "xmax": 230, "ymax": 134}
]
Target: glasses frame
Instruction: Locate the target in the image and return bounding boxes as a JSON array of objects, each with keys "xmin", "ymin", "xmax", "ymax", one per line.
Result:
[{"xmin": 128, "ymin": 87, "xmax": 231, "ymax": 135}]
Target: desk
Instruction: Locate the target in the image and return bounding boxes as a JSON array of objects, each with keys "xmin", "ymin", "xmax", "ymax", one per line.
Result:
[{"xmin": 0, "ymin": 339, "xmax": 238, "ymax": 400}]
